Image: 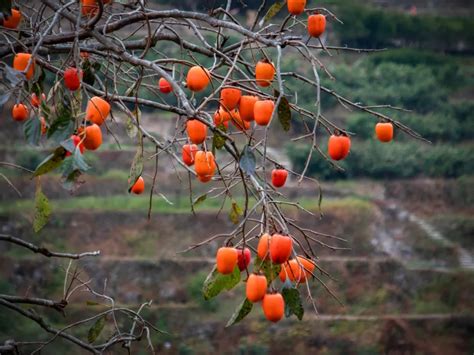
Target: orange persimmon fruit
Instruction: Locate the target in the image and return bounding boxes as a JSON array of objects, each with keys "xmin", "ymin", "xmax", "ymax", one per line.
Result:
[
  {"xmin": 269, "ymin": 234, "xmax": 292, "ymax": 264},
  {"xmin": 246, "ymin": 274, "xmax": 268, "ymax": 302},
  {"xmin": 186, "ymin": 66, "xmax": 210, "ymax": 92},
  {"xmin": 85, "ymin": 97, "xmax": 110, "ymax": 126},
  {"xmin": 375, "ymin": 122, "xmax": 394, "ymax": 142},
  {"xmin": 216, "ymin": 247, "xmax": 238, "ymax": 274},
  {"xmin": 255, "ymin": 60, "xmax": 275, "ymax": 87},
  {"xmin": 186, "ymin": 119, "xmax": 207, "ymax": 144},
  {"xmin": 262, "ymin": 293, "xmax": 285, "ymax": 322}
]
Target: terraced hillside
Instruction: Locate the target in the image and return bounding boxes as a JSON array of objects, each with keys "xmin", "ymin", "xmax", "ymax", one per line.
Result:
[{"xmin": 1, "ymin": 150, "xmax": 473, "ymax": 354}]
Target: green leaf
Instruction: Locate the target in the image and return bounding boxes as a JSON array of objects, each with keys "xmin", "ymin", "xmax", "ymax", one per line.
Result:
[
  {"xmin": 60, "ymin": 152, "xmax": 87, "ymax": 192},
  {"xmin": 24, "ymin": 117, "xmax": 41, "ymax": 146},
  {"xmin": 60, "ymin": 137, "xmax": 75, "ymax": 153},
  {"xmin": 278, "ymin": 96, "xmax": 291, "ymax": 132},
  {"xmin": 72, "ymin": 148, "xmax": 90, "ymax": 172},
  {"xmin": 262, "ymin": 1, "xmax": 285, "ymax": 24},
  {"xmin": 61, "ymin": 168, "xmax": 82, "ymax": 192},
  {"xmin": 229, "ymin": 201, "xmax": 242, "ymax": 224},
  {"xmin": 87, "ymin": 315, "xmax": 106, "ymax": 343},
  {"xmin": 253, "ymin": 256, "xmax": 281, "ymax": 282},
  {"xmin": 34, "ymin": 147, "xmax": 66, "ymax": 177},
  {"xmin": 192, "ymin": 193, "xmax": 207, "ymax": 207},
  {"xmin": 33, "ymin": 184, "xmax": 51, "ymax": 233},
  {"xmin": 239, "ymin": 145, "xmax": 256, "ymax": 176},
  {"xmin": 92, "ymin": 61, "xmax": 101, "ymax": 71},
  {"xmin": 282, "ymin": 287, "xmax": 304, "ymax": 320},
  {"xmin": 40, "ymin": 100, "xmax": 51, "ymax": 122},
  {"xmin": 86, "ymin": 300, "xmax": 101, "ymax": 306},
  {"xmin": 202, "ymin": 266, "xmax": 240, "ymax": 301},
  {"xmin": 82, "ymin": 60, "xmax": 95, "ymax": 86},
  {"xmin": 125, "ymin": 115, "xmax": 138, "ymax": 139},
  {"xmin": 212, "ymin": 124, "xmax": 227, "ymax": 152},
  {"xmin": 226, "ymin": 298, "xmax": 253, "ymax": 327},
  {"xmin": 60, "ymin": 156, "xmax": 74, "ymax": 176},
  {"xmin": 48, "ymin": 94, "xmax": 74, "ymax": 143},
  {"xmin": 34, "ymin": 69, "xmax": 46, "ymax": 94}
]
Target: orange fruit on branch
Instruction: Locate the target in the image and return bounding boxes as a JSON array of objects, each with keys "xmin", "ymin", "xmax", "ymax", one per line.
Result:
[
  {"xmin": 159, "ymin": 77, "xmax": 172, "ymax": 94},
  {"xmin": 308, "ymin": 14, "xmax": 326, "ymax": 38},
  {"xmin": 239, "ymin": 95, "xmax": 258, "ymax": 122},
  {"xmin": 85, "ymin": 97, "xmax": 110, "ymax": 126},
  {"xmin": 197, "ymin": 174, "xmax": 213, "ymax": 183},
  {"xmin": 13, "ymin": 53, "xmax": 34, "ymax": 80},
  {"xmin": 131, "ymin": 176, "xmax": 145, "ymax": 195},
  {"xmin": 186, "ymin": 66, "xmax": 210, "ymax": 92},
  {"xmin": 375, "ymin": 122, "xmax": 394, "ymax": 142},
  {"xmin": 64, "ymin": 67, "xmax": 82, "ymax": 91},
  {"xmin": 2, "ymin": 8, "xmax": 21, "ymax": 29},
  {"xmin": 246, "ymin": 274, "xmax": 267, "ymax": 303},
  {"xmin": 255, "ymin": 60, "xmax": 275, "ymax": 87},
  {"xmin": 186, "ymin": 119, "xmax": 207, "ymax": 144},
  {"xmin": 271, "ymin": 168, "xmax": 288, "ymax": 188},
  {"xmin": 216, "ymin": 247, "xmax": 238, "ymax": 274},
  {"xmin": 231, "ymin": 111, "xmax": 250, "ymax": 131},
  {"xmin": 82, "ymin": 124, "xmax": 102, "ymax": 150},
  {"xmin": 287, "ymin": 0, "xmax": 306, "ymax": 15},
  {"xmin": 213, "ymin": 107, "xmax": 230, "ymax": 128},
  {"xmin": 279, "ymin": 256, "xmax": 315, "ymax": 283},
  {"xmin": 81, "ymin": 0, "xmax": 98, "ymax": 16},
  {"xmin": 12, "ymin": 103, "xmax": 28, "ymax": 122},
  {"xmin": 40, "ymin": 117, "xmax": 47, "ymax": 135},
  {"xmin": 194, "ymin": 151, "xmax": 216, "ymax": 178},
  {"xmin": 237, "ymin": 248, "xmax": 251, "ymax": 271},
  {"xmin": 220, "ymin": 87, "xmax": 241, "ymax": 110},
  {"xmin": 262, "ymin": 293, "xmax": 284, "ymax": 322},
  {"xmin": 254, "ymin": 100, "xmax": 274, "ymax": 126},
  {"xmin": 269, "ymin": 234, "xmax": 292, "ymax": 264},
  {"xmin": 328, "ymin": 134, "xmax": 351, "ymax": 161},
  {"xmin": 182, "ymin": 144, "xmax": 198, "ymax": 166},
  {"xmin": 257, "ymin": 233, "xmax": 271, "ymax": 260},
  {"xmin": 30, "ymin": 93, "xmax": 45, "ymax": 108}
]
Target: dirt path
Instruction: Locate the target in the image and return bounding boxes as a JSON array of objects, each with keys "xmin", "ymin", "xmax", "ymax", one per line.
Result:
[{"xmin": 374, "ymin": 200, "xmax": 474, "ymax": 271}]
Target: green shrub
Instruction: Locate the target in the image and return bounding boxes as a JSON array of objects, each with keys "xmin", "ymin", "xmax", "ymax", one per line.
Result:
[
  {"xmin": 287, "ymin": 141, "xmax": 474, "ymax": 179},
  {"xmin": 323, "ymin": 61, "xmax": 450, "ymax": 114},
  {"xmin": 332, "ymin": 1, "xmax": 474, "ymax": 51}
]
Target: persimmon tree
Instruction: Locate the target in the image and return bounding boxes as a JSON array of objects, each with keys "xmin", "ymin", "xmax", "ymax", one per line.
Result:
[{"xmin": 0, "ymin": 0, "xmax": 426, "ymax": 352}]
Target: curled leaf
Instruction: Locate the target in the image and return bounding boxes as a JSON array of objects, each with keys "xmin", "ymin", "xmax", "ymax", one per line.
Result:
[
  {"xmin": 282, "ymin": 287, "xmax": 304, "ymax": 320},
  {"xmin": 87, "ymin": 315, "xmax": 106, "ymax": 343},
  {"xmin": 202, "ymin": 266, "xmax": 240, "ymax": 301},
  {"xmin": 226, "ymin": 298, "xmax": 253, "ymax": 327}
]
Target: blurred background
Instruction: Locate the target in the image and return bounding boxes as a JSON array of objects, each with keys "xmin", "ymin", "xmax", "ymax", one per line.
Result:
[{"xmin": 0, "ymin": 0, "xmax": 473, "ymax": 353}]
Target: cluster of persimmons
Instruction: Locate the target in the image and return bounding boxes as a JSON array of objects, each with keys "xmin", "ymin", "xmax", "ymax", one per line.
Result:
[
  {"xmin": 7, "ymin": 1, "xmax": 394, "ymax": 197},
  {"xmin": 216, "ymin": 233, "xmax": 315, "ymax": 322},
  {"xmin": 4, "ymin": 0, "xmax": 397, "ymax": 323}
]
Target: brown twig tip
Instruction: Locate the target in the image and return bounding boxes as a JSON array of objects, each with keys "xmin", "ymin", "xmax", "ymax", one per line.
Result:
[{"xmin": 0, "ymin": 235, "xmax": 101, "ymax": 259}]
